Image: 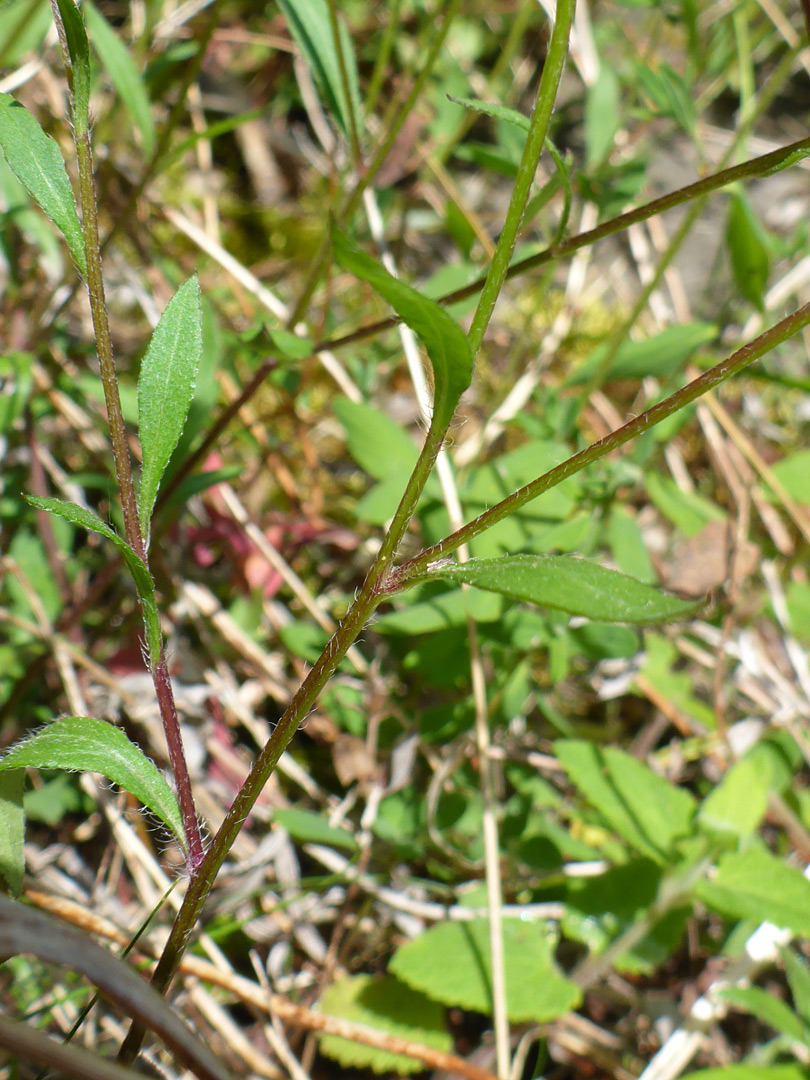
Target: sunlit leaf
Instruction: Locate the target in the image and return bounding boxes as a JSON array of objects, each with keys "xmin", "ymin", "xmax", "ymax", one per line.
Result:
[
  {"xmin": 0, "ymin": 716, "xmax": 184, "ymax": 849},
  {"xmin": 137, "ymin": 276, "xmax": 203, "ymax": 540}
]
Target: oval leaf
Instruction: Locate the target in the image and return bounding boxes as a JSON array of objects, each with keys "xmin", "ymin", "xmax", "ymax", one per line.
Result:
[
  {"xmin": 138, "ymin": 276, "xmax": 203, "ymax": 539},
  {"xmin": 333, "ymin": 230, "xmax": 472, "ymax": 429},
  {"xmin": 0, "ymin": 94, "xmax": 86, "ymax": 275},
  {"xmin": 390, "ymin": 919, "xmax": 581, "ymax": 1022},
  {"xmin": 0, "ymin": 895, "xmax": 231, "ymax": 1080},
  {"xmin": 0, "ymin": 716, "xmax": 184, "ymax": 850},
  {"xmin": 24, "ymin": 496, "xmax": 162, "ymax": 664},
  {"xmin": 419, "ymin": 553, "xmax": 701, "ymax": 624}
]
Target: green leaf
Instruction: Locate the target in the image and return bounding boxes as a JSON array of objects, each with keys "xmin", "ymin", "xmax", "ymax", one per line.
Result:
[
  {"xmin": 448, "ymin": 94, "xmax": 530, "ymax": 132},
  {"xmin": 319, "ymin": 975, "xmax": 451, "ymax": 1074},
  {"xmin": 727, "ymin": 188, "xmax": 770, "ymax": 310},
  {"xmin": 698, "ymin": 755, "xmax": 771, "ymax": 837},
  {"xmin": 54, "ymin": 0, "xmax": 91, "ymax": 131},
  {"xmin": 333, "ymin": 398, "xmax": 419, "ymax": 482},
  {"xmin": 83, "ymin": 0, "xmax": 155, "ymax": 154},
  {"xmin": 567, "ymin": 323, "xmax": 717, "ymax": 386},
  {"xmin": 783, "ymin": 948, "xmax": 810, "ymax": 1025},
  {"xmin": 277, "ymin": 0, "xmax": 361, "ymax": 139},
  {"xmin": 375, "ymin": 586, "xmax": 502, "ymax": 634},
  {"xmin": 274, "ymin": 807, "xmax": 358, "ymax": 852},
  {"xmin": 762, "ymin": 449, "xmax": 810, "ymax": 505},
  {"xmin": 683, "ymin": 1069, "xmax": 807, "ymax": 1080},
  {"xmin": 24, "ymin": 496, "xmax": 162, "ymax": 665},
  {"xmin": 585, "ymin": 65, "xmax": 620, "ymax": 168},
  {"xmin": 0, "ymin": 717, "xmax": 185, "ymax": 850},
  {"xmin": 696, "ymin": 846, "xmax": 810, "ymax": 936},
  {"xmin": 333, "ymin": 230, "xmax": 473, "ymax": 429},
  {"xmin": 137, "ymin": 276, "xmax": 203, "ymax": 540},
  {"xmin": 265, "ymin": 326, "xmax": 313, "ymax": 361},
  {"xmin": 645, "ymin": 473, "xmax": 726, "ymax": 537},
  {"xmin": 717, "ymin": 985, "xmax": 809, "ymax": 1044},
  {"xmin": 0, "ymin": 94, "xmax": 86, "ymax": 275},
  {"xmin": 0, "ymin": 771, "xmax": 24, "ymax": 896},
  {"xmin": 390, "ymin": 918, "xmax": 582, "ymax": 1022},
  {"xmin": 555, "ymin": 740, "xmax": 697, "ymax": 862},
  {"xmin": 418, "ymin": 554, "xmax": 701, "ymax": 624}
]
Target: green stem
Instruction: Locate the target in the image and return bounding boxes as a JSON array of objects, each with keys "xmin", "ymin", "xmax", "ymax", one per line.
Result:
[
  {"xmin": 467, "ymin": 0, "xmax": 575, "ymax": 357},
  {"xmin": 317, "ymin": 132, "xmax": 810, "ymax": 356},
  {"xmin": 391, "ymin": 298, "xmax": 810, "ymax": 587},
  {"xmin": 326, "ymin": 0, "xmax": 361, "ymax": 163},
  {"xmin": 49, "ymin": 1, "xmax": 203, "ymax": 871},
  {"xmin": 363, "ymin": 0, "xmax": 402, "ymax": 118}
]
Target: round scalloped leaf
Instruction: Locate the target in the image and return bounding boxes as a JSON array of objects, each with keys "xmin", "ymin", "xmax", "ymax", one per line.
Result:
[
  {"xmin": 390, "ymin": 918, "xmax": 581, "ymax": 1022},
  {"xmin": 318, "ymin": 974, "xmax": 451, "ymax": 1074},
  {"xmin": 0, "ymin": 717, "xmax": 184, "ymax": 850}
]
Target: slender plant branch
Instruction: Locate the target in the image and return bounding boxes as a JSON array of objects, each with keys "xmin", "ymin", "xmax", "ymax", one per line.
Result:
[
  {"xmin": 49, "ymin": 0, "xmax": 203, "ymax": 873},
  {"xmin": 317, "ymin": 133, "xmax": 810, "ymax": 355},
  {"xmin": 326, "ymin": 0, "xmax": 362, "ymax": 163},
  {"xmin": 389, "ymin": 299, "xmax": 810, "ymax": 588}
]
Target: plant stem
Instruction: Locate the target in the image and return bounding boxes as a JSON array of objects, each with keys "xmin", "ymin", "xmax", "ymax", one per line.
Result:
[
  {"xmin": 317, "ymin": 132, "xmax": 810, "ymax": 355},
  {"xmin": 391, "ymin": 298, "xmax": 810, "ymax": 585},
  {"xmin": 50, "ymin": 1, "xmax": 203, "ymax": 871},
  {"xmin": 467, "ymin": 0, "xmax": 575, "ymax": 357}
]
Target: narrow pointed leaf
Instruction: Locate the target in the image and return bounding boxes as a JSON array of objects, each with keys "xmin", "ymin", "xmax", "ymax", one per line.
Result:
[
  {"xmin": 0, "ymin": 771, "xmax": 24, "ymax": 896},
  {"xmin": 137, "ymin": 276, "xmax": 203, "ymax": 538},
  {"xmin": 83, "ymin": 0, "xmax": 155, "ymax": 154},
  {"xmin": 0, "ymin": 94, "xmax": 86, "ymax": 274},
  {"xmin": 0, "ymin": 717, "xmax": 184, "ymax": 849},
  {"xmin": 24, "ymin": 496, "xmax": 161, "ymax": 664},
  {"xmin": 418, "ymin": 554, "xmax": 701, "ymax": 624},
  {"xmin": 277, "ymin": 0, "xmax": 361, "ymax": 139},
  {"xmin": 0, "ymin": 895, "xmax": 232, "ymax": 1080},
  {"xmin": 333, "ymin": 230, "xmax": 472, "ymax": 429},
  {"xmin": 54, "ymin": 0, "xmax": 91, "ymax": 130}
]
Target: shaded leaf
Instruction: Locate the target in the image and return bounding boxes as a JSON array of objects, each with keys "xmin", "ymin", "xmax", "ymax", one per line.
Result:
[
  {"xmin": 556, "ymin": 740, "xmax": 697, "ymax": 862},
  {"xmin": 696, "ymin": 846, "xmax": 810, "ymax": 936},
  {"xmin": 333, "ymin": 230, "xmax": 472, "ymax": 429},
  {"xmin": 418, "ymin": 554, "xmax": 701, "ymax": 624},
  {"xmin": 83, "ymin": 0, "xmax": 155, "ymax": 154},
  {"xmin": 24, "ymin": 496, "xmax": 162, "ymax": 665},
  {"xmin": 0, "ymin": 771, "xmax": 24, "ymax": 896},
  {"xmin": 683, "ymin": 1069, "xmax": 807, "ymax": 1080},
  {"xmin": 274, "ymin": 807, "xmax": 358, "ymax": 852},
  {"xmin": 783, "ymin": 948, "xmax": 810, "ymax": 1025},
  {"xmin": 278, "ymin": 0, "xmax": 360, "ymax": 139},
  {"xmin": 0, "ymin": 716, "xmax": 184, "ymax": 849},
  {"xmin": 727, "ymin": 188, "xmax": 770, "ymax": 310},
  {"xmin": 0, "ymin": 895, "xmax": 231, "ymax": 1080},
  {"xmin": 585, "ymin": 65, "xmax": 620, "ymax": 167},
  {"xmin": 319, "ymin": 974, "xmax": 451, "ymax": 1074},
  {"xmin": 137, "ymin": 276, "xmax": 203, "ymax": 540},
  {"xmin": 568, "ymin": 322, "xmax": 717, "ymax": 386},
  {"xmin": 0, "ymin": 94, "xmax": 86, "ymax": 274},
  {"xmin": 390, "ymin": 919, "xmax": 582, "ymax": 1022},
  {"xmin": 717, "ymin": 985, "xmax": 809, "ymax": 1044}
]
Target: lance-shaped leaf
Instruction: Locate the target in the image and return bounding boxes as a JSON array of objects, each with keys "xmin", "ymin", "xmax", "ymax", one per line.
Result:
[
  {"xmin": 25, "ymin": 496, "xmax": 161, "ymax": 664},
  {"xmin": 0, "ymin": 94, "xmax": 86, "ymax": 275},
  {"xmin": 0, "ymin": 895, "xmax": 231, "ymax": 1080},
  {"xmin": 333, "ymin": 230, "xmax": 473, "ymax": 429},
  {"xmin": 413, "ymin": 553, "xmax": 701, "ymax": 624},
  {"xmin": 277, "ymin": 0, "xmax": 361, "ymax": 140},
  {"xmin": 137, "ymin": 275, "xmax": 203, "ymax": 539},
  {"xmin": 0, "ymin": 716, "xmax": 184, "ymax": 850},
  {"xmin": 54, "ymin": 0, "xmax": 91, "ymax": 131}
]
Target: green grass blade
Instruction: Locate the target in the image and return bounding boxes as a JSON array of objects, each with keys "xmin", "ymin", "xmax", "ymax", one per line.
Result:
[{"xmin": 83, "ymin": 0, "xmax": 155, "ymax": 154}]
